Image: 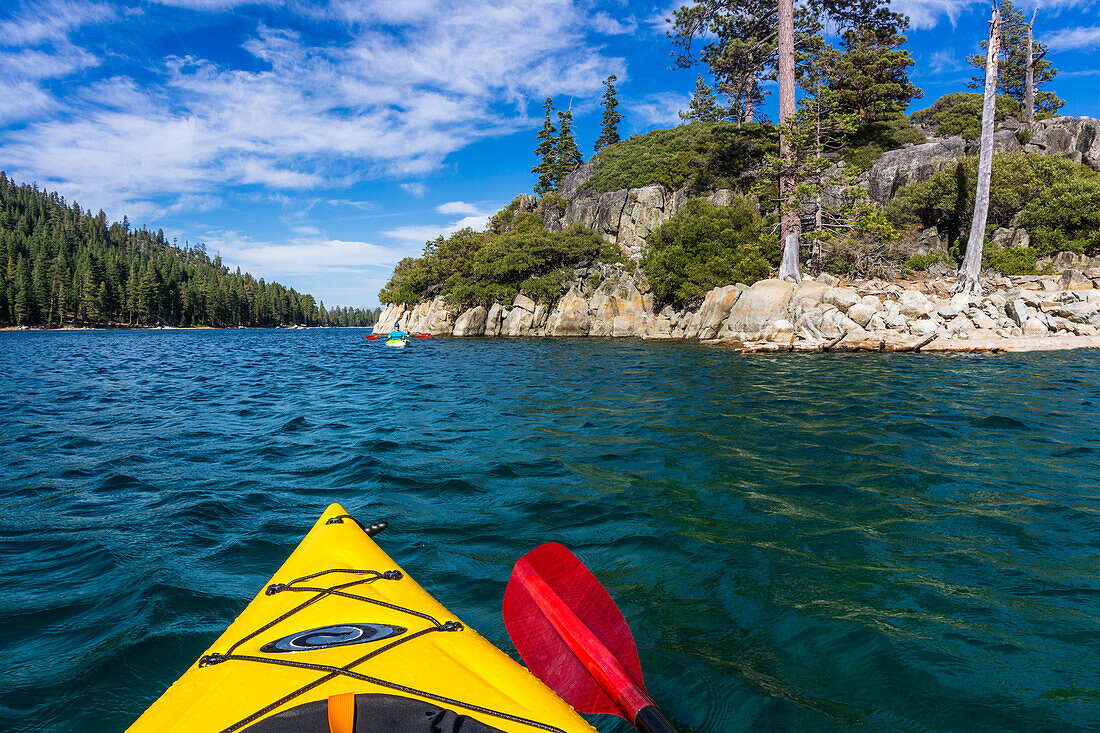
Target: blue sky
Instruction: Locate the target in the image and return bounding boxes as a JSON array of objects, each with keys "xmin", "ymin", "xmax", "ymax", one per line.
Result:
[{"xmin": 1, "ymin": 0, "xmax": 1097, "ymax": 308}]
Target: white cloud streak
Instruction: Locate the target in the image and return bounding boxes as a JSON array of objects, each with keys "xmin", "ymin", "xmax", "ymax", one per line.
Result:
[
  {"xmin": 591, "ymin": 12, "xmax": 638, "ymax": 35},
  {"xmin": 892, "ymin": 0, "xmax": 982, "ymax": 30},
  {"xmin": 384, "ymin": 202, "xmax": 496, "ymax": 244},
  {"xmin": 927, "ymin": 48, "xmax": 965, "ymax": 74},
  {"xmin": 435, "ymin": 201, "xmax": 484, "ymax": 216},
  {"xmin": 1043, "ymin": 25, "xmax": 1100, "ymax": 51},
  {"xmin": 628, "ymin": 92, "xmax": 690, "ymax": 128},
  {"xmin": 209, "ymin": 230, "xmax": 409, "ymax": 276},
  {"xmin": 0, "ymin": 0, "xmax": 115, "ymax": 46}
]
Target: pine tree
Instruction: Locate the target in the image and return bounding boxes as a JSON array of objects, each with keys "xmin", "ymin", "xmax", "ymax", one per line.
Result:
[
  {"xmin": 532, "ymin": 98, "xmax": 558, "ymax": 194},
  {"xmin": 828, "ymin": 24, "xmax": 921, "ymax": 126},
  {"xmin": 680, "ymin": 74, "xmax": 723, "ymax": 123},
  {"xmin": 967, "ymin": 0, "xmax": 1063, "ymax": 116},
  {"xmin": 594, "ymin": 75, "xmax": 622, "ymax": 152},
  {"xmin": 553, "ymin": 108, "xmax": 583, "ymax": 188}
]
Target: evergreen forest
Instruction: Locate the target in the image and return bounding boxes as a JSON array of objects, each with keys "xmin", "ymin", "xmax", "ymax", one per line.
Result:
[{"xmin": 0, "ymin": 173, "xmax": 378, "ymax": 328}]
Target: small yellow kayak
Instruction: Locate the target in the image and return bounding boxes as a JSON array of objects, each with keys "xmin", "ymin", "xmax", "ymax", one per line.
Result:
[
  {"xmin": 384, "ymin": 338, "xmax": 408, "ymax": 348},
  {"xmin": 128, "ymin": 504, "xmax": 596, "ymax": 733}
]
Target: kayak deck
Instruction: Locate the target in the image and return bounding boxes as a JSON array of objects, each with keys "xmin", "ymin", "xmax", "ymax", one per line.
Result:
[{"xmin": 128, "ymin": 504, "xmax": 595, "ymax": 733}]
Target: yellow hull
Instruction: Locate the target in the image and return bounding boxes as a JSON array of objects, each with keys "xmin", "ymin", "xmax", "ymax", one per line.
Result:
[{"xmin": 128, "ymin": 504, "xmax": 595, "ymax": 733}]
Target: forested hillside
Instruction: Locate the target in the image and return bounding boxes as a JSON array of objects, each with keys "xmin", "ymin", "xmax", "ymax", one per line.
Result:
[{"xmin": 0, "ymin": 173, "xmax": 377, "ymax": 328}]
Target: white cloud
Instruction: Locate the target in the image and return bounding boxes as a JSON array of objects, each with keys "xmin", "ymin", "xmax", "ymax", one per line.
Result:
[
  {"xmin": 892, "ymin": 0, "xmax": 981, "ymax": 30},
  {"xmin": 628, "ymin": 92, "xmax": 690, "ymax": 128},
  {"xmin": 0, "ymin": 1, "xmax": 115, "ymax": 46},
  {"xmin": 591, "ymin": 12, "xmax": 638, "ymax": 35},
  {"xmin": 400, "ymin": 182, "xmax": 427, "ymax": 197},
  {"xmin": 0, "ymin": 81, "xmax": 55, "ymax": 125},
  {"xmin": 151, "ymin": 0, "xmax": 279, "ymax": 9},
  {"xmin": 435, "ymin": 200, "xmax": 484, "ymax": 216},
  {"xmin": 0, "ymin": 0, "xmax": 625, "ymax": 218},
  {"xmin": 927, "ymin": 48, "xmax": 965, "ymax": 74},
  {"xmin": 0, "ymin": 7, "xmax": 104, "ymax": 125},
  {"xmin": 210, "ymin": 231, "xmax": 410, "ymax": 275},
  {"xmin": 1043, "ymin": 25, "xmax": 1100, "ymax": 52},
  {"xmin": 647, "ymin": 2, "xmax": 689, "ymax": 32},
  {"xmin": 384, "ymin": 210, "xmax": 494, "ymax": 244}
]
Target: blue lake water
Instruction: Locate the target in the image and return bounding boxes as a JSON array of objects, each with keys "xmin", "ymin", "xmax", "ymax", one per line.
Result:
[{"xmin": 2, "ymin": 329, "xmax": 1099, "ymax": 732}]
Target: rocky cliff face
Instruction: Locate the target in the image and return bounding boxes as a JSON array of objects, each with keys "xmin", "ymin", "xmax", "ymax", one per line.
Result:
[
  {"xmin": 867, "ymin": 115, "xmax": 1100, "ymax": 205},
  {"xmin": 545, "ymin": 161, "xmax": 742, "ymax": 260}
]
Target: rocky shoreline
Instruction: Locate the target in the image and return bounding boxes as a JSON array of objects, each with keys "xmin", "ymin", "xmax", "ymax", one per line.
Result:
[
  {"xmin": 376, "ymin": 113, "xmax": 1100, "ymax": 354},
  {"xmin": 377, "ymin": 264, "xmax": 1100, "ymax": 353}
]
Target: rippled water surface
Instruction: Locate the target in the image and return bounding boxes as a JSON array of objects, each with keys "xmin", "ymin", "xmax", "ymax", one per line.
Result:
[{"xmin": 3, "ymin": 329, "xmax": 1100, "ymax": 732}]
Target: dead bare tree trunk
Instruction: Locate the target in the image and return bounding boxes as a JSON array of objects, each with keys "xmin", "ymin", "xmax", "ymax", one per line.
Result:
[
  {"xmin": 777, "ymin": 0, "xmax": 801, "ymax": 282},
  {"xmin": 813, "ymin": 87, "xmax": 823, "ymax": 273},
  {"xmin": 1026, "ymin": 9, "xmax": 1035, "ymax": 134},
  {"xmin": 955, "ymin": 4, "xmax": 1001, "ymax": 296}
]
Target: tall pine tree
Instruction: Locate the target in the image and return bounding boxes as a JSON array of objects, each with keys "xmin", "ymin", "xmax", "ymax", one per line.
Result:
[
  {"xmin": 594, "ymin": 75, "xmax": 622, "ymax": 152},
  {"xmin": 532, "ymin": 98, "xmax": 558, "ymax": 194},
  {"xmin": 828, "ymin": 23, "xmax": 921, "ymax": 127},
  {"xmin": 553, "ymin": 108, "xmax": 583, "ymax": 188}
]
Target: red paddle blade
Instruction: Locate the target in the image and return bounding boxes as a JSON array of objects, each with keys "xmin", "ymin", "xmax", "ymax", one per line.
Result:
[
  {"xmin": 415, "ymin": 333, "xmax": 431, "ymax": 339},
  {"xmin": 503, "ymin": 543, "xmax": 648, "ymax": 719},
  {"xmin": 365, "ymin": 334, "xmax": 382, "ymax": 340}
]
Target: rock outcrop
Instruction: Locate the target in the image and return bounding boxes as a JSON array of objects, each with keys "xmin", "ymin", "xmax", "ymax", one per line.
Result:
[
  {"xmin": 867, "ymin": 137, "xmax": 967, "ymax": 204},
  {"xmin": 452, "ymin": 305, "xmax": 487, "ymax": 337},
  {"xmin": 864, "ymin": 116, "xmax": 1099, "ymax": 205},
  {"xmin": 558, "ymin": 163, "xmax": 740, "ymax": 261},
  {"xmin": 718, "ymin": 280, "xmax": 796, "ymax": 340},
  {"xmin": 1025, "ymin": 116, "xmax": 1100, "ymax": 171}
]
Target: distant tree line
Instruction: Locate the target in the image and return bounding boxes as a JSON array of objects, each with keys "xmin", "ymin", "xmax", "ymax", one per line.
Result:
[{"xmin": 0, "ymin": 173, "xmax": 379, "ymax": 328}]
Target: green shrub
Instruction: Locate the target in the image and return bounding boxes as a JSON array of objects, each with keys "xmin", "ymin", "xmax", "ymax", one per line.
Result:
[
  {"xmin": 812, "ymin": 195, "xmax": 906, "ymax": 277},
  {"xmin": 584, "ymin": 122, "xmax": 778, "ymax": 195},
  {"xmin": 903, "ymin": 251, "xmax": 953, "ymax": 271},
  {"xmin": 984, "ymin": 246, "xmax": 1040, "ymax": 275},
  {"xmin": 888, "ymin": 153, "xmax": 1100, "ymax": 256},
  {"xmin": 378, "ymin": 217, "xmax": 616, "ymax": 308},
  {"xmin": 641, "ymin": 197, "xmax": 770, "ymax": 307},
  {"xmin": 910, "ymin": 92, "xmax": 1022, "ymax": 140},
  {"xmin": 1015, "ymin": 128, "xmax": 1031, "ymax": 145}
]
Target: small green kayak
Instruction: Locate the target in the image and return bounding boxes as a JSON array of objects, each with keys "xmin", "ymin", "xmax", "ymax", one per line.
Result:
[{"xmin": 385, "ymin": 338, "xmax": 409, "ymax": 348}]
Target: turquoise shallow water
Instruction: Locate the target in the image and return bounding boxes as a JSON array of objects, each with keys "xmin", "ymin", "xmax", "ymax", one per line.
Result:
[{"xmin": 2, "ymin": 330, "xmax": 1099, "ymax": 732}]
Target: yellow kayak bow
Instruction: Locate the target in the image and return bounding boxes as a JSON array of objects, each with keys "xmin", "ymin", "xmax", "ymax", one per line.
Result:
[{"xmin": 128, "ymin": 504, "xmax": 596, "ymax": 733}]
